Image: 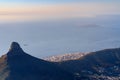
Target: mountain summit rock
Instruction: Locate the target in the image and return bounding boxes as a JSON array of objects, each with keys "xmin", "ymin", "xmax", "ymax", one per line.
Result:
[
  {"xmin": 9, "ymin": 42, "xmax": 22, "ymax": 51},
  {"xmin": 7, "ymin": 42, "xmax": 25, "ymax": 56}
]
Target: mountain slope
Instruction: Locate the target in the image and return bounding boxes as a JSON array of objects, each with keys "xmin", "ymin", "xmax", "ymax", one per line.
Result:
[
  {"xmin": 58, "ymin": 48, "xmax": 120, "ymax": 80},
  {"xmin": 1, "ymin": 42, "xmax": 120, "ymax": 80},
  {"xmin": 0, "ymin": 42, "xmax": 74, "ymax": 80}
]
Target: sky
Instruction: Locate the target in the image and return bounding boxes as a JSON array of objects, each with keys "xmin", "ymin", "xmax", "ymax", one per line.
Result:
[
  {"xmin": 0, "ymin": 0, "xmax": 120, "ymax": 22},
  {"xmin": 0, "ymin": 0, "xmax": 120, "ymax": 58}
]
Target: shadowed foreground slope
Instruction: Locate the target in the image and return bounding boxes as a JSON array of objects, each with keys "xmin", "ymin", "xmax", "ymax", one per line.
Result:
[
  {"xmin": 0, "ymin": 42, "xmax": 74, "ymax": 80},
  {"xmin": 58, "ymin": 48, "xmax": 120, "ymax": 79}
]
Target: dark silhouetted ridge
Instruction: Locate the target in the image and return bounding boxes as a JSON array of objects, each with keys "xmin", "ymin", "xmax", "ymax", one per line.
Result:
[
  {"xmin": 1, "ymin": 42, "xmax": 120, "ymax": 80},
  {"xmin": 0, "ymin": 42, "xmax": 74, "ymax": 80}
]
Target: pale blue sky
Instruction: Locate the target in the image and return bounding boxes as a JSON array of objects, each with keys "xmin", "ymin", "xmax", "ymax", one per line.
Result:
[
  {"xmin": 0, "ymin": 0, "xmax": 120, "ymax": 5},
  {"xmin": 0, "ymin": 0, "xmax": 120, "ymax": 3}
]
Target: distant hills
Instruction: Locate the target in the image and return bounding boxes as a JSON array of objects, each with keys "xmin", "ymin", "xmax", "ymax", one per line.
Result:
[{"xmin": 0, "ymin": 42, "xmax": 120, "ymax": 80}]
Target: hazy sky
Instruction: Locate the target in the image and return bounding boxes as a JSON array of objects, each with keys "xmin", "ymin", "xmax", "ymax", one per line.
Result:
[
  {"xmin": 0, "ymin": 0, "xmax": 120, "ymax": 58},
  {"xmin": 0, "ymin": 0, "xmax": 120, "ymax": 3},
  {"xmin": 0, "ymin": 0, "xmax": 120, "ymax": 22}
]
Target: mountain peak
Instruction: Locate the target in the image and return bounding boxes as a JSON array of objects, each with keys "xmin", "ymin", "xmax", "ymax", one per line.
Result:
[
  {"xmin": 7, "ymin": 42, "xmax": 24, "ymax": 56},
  {"xmin": 10, "ymin": 42, "xmax": 21, "ymax": 50}
]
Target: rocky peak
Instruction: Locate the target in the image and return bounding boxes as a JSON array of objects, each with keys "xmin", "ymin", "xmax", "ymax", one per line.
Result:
[
  {"xmin": 7, "ymin": 42, "xmax": 25, "ymax": 56},
  {"xmin": 10, "ymin": 42, "xmax": 22, "ymax": 50}
]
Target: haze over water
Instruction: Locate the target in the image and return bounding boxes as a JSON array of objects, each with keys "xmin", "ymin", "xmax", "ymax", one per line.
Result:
[{"xmin": 0, "ymin": 0, "xmax": 120, "ymax": 58}]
